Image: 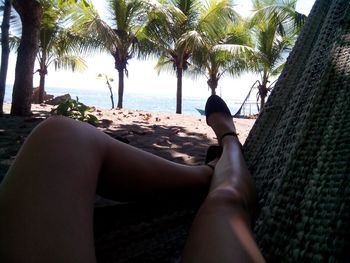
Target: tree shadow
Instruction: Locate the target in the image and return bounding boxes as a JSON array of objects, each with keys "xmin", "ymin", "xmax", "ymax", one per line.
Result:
[
  {"xmin": 0, "ymin": 114, "xmax": 45, "ymax": 181},
  {"xmin": 101, "ymin": 121, "xmax": 214, "ymax": 165},
  {"xmin": 0, "ymin": 113, "xmax": 214, "ymax": 182}
]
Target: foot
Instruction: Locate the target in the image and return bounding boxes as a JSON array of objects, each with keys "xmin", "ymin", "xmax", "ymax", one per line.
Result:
[
  {"xmin": 205, "ymin": 145, "xmax": 223, "ymax": 165},
  {"xmin": 205, "ymin": 95, "xmax": 238, "ymax": 145},
  {"xmin": 205, "ymin": 96, "xmax": 255, "ymax": 218}
]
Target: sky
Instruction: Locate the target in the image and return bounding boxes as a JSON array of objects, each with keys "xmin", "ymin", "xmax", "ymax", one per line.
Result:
[{"xmin": 5, "ymin": 0, "xmax": 316, "ymax": 102}]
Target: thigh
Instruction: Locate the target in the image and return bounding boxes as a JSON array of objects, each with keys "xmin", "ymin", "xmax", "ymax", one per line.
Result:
[{"xmin": 0, "ymin": 117, "xmax": 101, "ymax": 262}]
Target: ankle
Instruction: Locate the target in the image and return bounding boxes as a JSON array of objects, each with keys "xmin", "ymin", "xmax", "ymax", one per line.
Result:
[{"xmin": 221, "ymin": 134, "xmax": 241, "ymax": 147}]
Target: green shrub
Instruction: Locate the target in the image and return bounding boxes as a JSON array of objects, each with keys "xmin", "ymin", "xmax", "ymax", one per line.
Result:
[{"xmin": 51, "ymin": 97, "xmax": 99, "ymax": 126}]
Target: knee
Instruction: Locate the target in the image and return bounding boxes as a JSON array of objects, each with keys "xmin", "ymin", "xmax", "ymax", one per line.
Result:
[
  {"xmin": 35, "ymin": 116, "xmax": 77, "ymax": 134},
  {"xmin": 207, "ymin": 188, "xmax": 244, "ymax": 206},
  {"xmin": 30, "ymin": 116, "xmax": 105, "ymax": 155},
  {"xmin": 31, "ymin": 116, "xmax": 86, "ymax": 141}
]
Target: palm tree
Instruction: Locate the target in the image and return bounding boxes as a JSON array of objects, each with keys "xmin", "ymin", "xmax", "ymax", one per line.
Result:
[
  {"xmin": 140, "ymin": 0, "xmax": 201, "ymax": 114},
  {"xmin": 250, "ymin": 0, "xmax": 306, "ymax": 112},
  {"xmin": 74, "ymin": 0, "xmax": 158, "ymax": 109},
  {"xmin": 35, "ymin": 0, "xmax": 87, "ymax": 103},
  {"xmin": 0, "ymin": 0, "xmax": 12, "ymax": 115},
  {"xmin": 142, "ymin": 0, "xmax": 245, "ymax": 113},
  {"xmin": 180, "ymin": 1, "xmax": 253, "ymax": 95},
  {"xmin": 10, "ymin": 0, "xmax": 42, "ymax": 116}
]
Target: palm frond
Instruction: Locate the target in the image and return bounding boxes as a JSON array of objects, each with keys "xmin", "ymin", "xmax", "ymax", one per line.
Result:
[
  {"xmin": 0, "ymin": 0, "xmax": 21, "ymax": 37},
  {"xmin": 8, "ymin": 34, "xmax": 20, "ymax": 50},
  {"xmin": 52, "ymin": 54, "xmax": 87, "ymax": 72},
  {"xmin": 213, "ymin": 44, "xmax": 254, "ymax": 56},
  {"xmin": 270, "ymin": 60, "xmax": 285, "ymax": 76},
  {"xmin": 154, "ymin": 55, "xmax": 176, "ymax": 74},
  {"xmin": 197, "ymin": 0, "xmax": 238, "ymax": 37},
  {"xmin": 250, "ymin": 0, "xmax": 306, "ymax": 35},
  {"xmin": 71, "ymin": 4, "xmax": 121, "ymax": 51}
]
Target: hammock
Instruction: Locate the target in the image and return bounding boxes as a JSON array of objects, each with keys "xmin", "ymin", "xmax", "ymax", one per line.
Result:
[{"xmin": 94, "ymin": 0, "xmax": 350, "ymax": 261}]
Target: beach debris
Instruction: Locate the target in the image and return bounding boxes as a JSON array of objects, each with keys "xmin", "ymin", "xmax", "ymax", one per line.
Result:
[
  {"xmin": 31, "ymin": 87, "xmax": 54, "ymax": 103},
  {"xmin": 166, "ymin": 116, "xmax": 170, "ymax": 119},
  {"xmin": 46, "ymin": 94, "xmax": 71, "ymax": 105},
  {"xmin": 142, "ymin": 113, "xmax": 152, "ymax": 121}
]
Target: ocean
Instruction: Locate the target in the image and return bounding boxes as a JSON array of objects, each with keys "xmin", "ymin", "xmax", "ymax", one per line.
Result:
[{"xmin": 4, "ymin": 85, "xmax": 258, "ymax": 116}]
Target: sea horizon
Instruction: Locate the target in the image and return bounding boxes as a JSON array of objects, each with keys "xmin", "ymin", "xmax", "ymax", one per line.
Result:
[{"xmin": 4, "ymin": 85, "xmax": 259, "ymax": 116}]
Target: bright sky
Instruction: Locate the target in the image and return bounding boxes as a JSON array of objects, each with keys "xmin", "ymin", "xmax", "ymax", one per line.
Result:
[{"xmin": 5, "ymin": 0, "xmax": 316, "ymax": 102}]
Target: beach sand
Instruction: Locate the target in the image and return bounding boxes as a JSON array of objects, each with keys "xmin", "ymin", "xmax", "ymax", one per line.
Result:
[{"xmin": 0, "ymin": 103, "xmax": 255, "ymax": 180}]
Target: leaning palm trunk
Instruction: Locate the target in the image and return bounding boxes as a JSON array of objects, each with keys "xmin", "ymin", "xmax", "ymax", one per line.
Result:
[
  {"xmin": 38, "ymin": 50, "xmax": 47, "ymax": 104},
  {"xmin": 0, "ymin": 0, "xmax": 11, "ymax": 115},
  {"xmin": 106, "ymin": 80, "xmax": 114, "ymax": 109},
  {"xmin": 176, "ymin": 67, "xmax": 182, "ymax": 114},
  {"xmin": 11, "ymin": 0, "xmax": 42, "ymax": 116}
]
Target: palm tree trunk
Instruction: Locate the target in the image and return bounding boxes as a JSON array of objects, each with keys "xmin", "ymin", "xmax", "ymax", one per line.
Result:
[
  {"xmin": 176, "ymin": 67, "xmax": 183, "ymax": 114},
  {"xmin": 106, "ymin": 80, "xmax": 114, "ymax": 109},
  {"xmin": 11, "ymin": 0, "xmax": 42, "ymax": 116},
  {"xmin": 260, "ymin": 92, "xmax": 266, "ymax": 111},
  {"xmin": 259, "ymin": 77, "xmax": 269, "ymax": 113},
  {"xmin": 117, "ymin": 68, "xmax": 124, "ymax": 109},
  {"xmin": 38, "ymin": 51, "xmax": 47, "ymax": 104},
  {"xmin": 207, "ymin": 75, "xmax": 218, "ymax": 95},
  {"xmin": 0, "ymin": 0, "xmax": 11, "ymax": 115}
]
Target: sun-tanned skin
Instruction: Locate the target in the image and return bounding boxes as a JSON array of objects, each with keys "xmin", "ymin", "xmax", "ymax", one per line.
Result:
[
  {"xmin": 0, "ymin": 99, "xmax": 264, "ymax": 262},
  {"xmin": 182, "ymin": 112, "xmax": 264, "ymax": 263}
]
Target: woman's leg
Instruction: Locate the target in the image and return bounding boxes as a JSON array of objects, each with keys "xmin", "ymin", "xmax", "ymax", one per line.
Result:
[
  {"xmin": 0, "ymin": 116, "xmax": 212, "ymax": 263},
  {"xmin": 182, "ymin": 112, "xmax": 265, "ymax": 263}
]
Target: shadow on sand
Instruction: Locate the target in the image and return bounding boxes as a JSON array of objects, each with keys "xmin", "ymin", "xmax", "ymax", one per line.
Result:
[{"xmin": 0, "ymin": 112, "xmax": 214, "ymax": 181}]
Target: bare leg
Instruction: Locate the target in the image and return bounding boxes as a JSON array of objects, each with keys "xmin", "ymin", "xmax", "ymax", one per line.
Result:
[
  {"xmin": 182, "ymin": 112, "xmax": 265, "ymax": 263},
  {"xmin": 0, "ymin": 116, "xmax": 212, "ymax": 263}
]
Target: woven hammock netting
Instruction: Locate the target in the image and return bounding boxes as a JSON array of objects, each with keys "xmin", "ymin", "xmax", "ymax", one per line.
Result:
[
  {"xmin": 94, "ymin": 0, "xmax": 350, "ymax": 261},
  {"xmin": 243, "ymin": 0, "xmax": 350, "ymax": 261}
]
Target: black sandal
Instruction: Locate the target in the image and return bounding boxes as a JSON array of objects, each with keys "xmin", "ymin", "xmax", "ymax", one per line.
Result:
[
  {"xmin": 205, "ymin": 145, "xmax": 222, "ymax": 170},
  {"xmin": 205, "ymin": 95, "xmax": 232, "ymax": 125},
  {"xmin": 205, "ymin": 95, "xmax": 238, "ymax": 145}
]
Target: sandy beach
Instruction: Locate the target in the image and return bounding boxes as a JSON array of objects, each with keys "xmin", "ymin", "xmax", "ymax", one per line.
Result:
[{"xmin": 0, "ymin": 103, "xmax": 255, "ymax": 181}]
